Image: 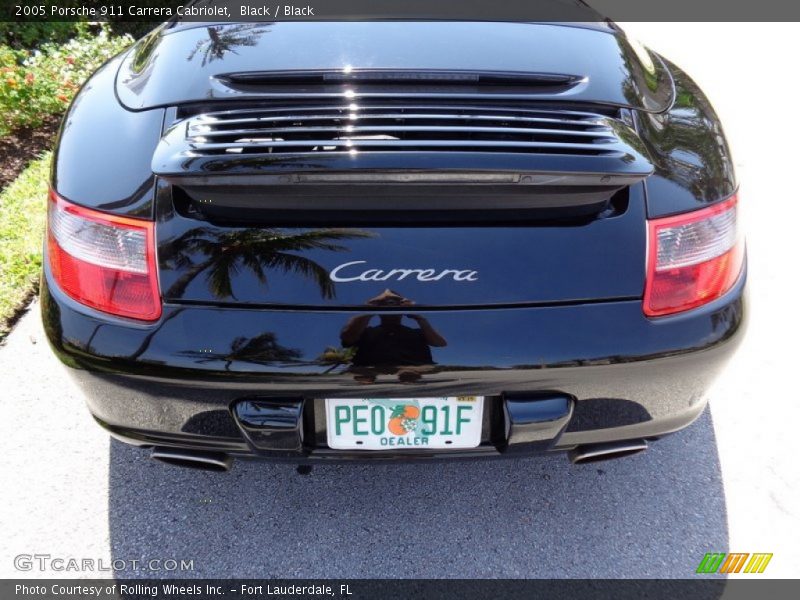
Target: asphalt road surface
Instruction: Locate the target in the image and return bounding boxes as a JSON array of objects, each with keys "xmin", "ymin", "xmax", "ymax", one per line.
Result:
[{"xmin": 1, "ymin": 23, "xmax": 798, "ymax": 579}]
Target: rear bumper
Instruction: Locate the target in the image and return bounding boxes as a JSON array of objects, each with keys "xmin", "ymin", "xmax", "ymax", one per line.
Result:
[{"xmin": 41, "ymin": 267, "xmax": 747, "ymax": 462}]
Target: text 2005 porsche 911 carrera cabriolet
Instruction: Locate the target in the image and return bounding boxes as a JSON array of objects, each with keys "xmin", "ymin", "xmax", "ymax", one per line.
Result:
[{"xmin": 42, "ymin": 15, "xmax": 746, "ymax": 470}]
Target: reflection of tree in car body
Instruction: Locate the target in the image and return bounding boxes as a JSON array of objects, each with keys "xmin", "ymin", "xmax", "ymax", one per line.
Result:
[
  {"xmin": 160, "ymin": 226, "xmax": 372, "ymax": 300},
  {"xmin": 187, "ymin": 24, "xmax": 273, "ymax": 67},
  {"xmin": 130, "ymin": 227, "xmax": 371, "ymax": 362},
  {"xmin": 179, "ymin": 332, "xmax": 302, "ymax": 371},
  {"xmin": 339, "ymin": 289, "xmax": 447, "ymax": 384}
]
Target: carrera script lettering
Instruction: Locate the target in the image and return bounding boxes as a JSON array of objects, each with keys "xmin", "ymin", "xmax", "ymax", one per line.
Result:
[{"xmin": 330, "ymin": 261, "xmax": 479, "ymax": 283}]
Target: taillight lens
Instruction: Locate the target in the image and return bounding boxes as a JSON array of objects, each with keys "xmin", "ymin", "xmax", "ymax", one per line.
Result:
[
  {"xmin": 47, "ymin": 190, "xmax": 161, "ymax": 321},
  {"xmin": 644, "ymin": 195, "xmax": 744, "ymax": 317}
]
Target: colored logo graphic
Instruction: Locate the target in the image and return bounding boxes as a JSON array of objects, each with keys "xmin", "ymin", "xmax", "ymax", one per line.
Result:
[
  {"xmin": 388, "ymin": 404, "xmax": 420, "ymax": 435},
  {"xmin": 696, "ymin": 553, "xmax": 773, "ymax": 574}
]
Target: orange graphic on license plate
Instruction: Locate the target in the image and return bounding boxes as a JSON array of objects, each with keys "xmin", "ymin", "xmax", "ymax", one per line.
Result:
[{"xmin": 388, "ymin": 404, "xmax": 421, "ymax": 435}]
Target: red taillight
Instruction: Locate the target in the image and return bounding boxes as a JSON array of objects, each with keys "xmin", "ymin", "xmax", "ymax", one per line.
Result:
[
  {"xmin": 644, "ymin": 195, "xmax": 743, "ymax": 317},
  {"xmin": 47, "ymin": 190, "xmax": 161, "ymax": 321}
]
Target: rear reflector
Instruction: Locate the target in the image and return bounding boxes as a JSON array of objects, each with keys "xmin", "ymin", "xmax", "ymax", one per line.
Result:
[
  {"xmin": 47, "ymin": 190, "xmax": 161, "ymax": 321},
  {"xmin": 644, "ymin": 195, "xmax": 743, "ymax": 317}
]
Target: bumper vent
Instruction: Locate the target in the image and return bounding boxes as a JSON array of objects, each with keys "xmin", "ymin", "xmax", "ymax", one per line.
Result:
[{"xmin": 153, "ymin": 98, "xmax": 653, "ymax": 185}]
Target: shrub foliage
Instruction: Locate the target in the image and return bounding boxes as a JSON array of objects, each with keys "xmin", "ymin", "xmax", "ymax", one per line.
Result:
[{"xmin": 0, "ymin": 23, "xmax": 133, "ymax": 135}]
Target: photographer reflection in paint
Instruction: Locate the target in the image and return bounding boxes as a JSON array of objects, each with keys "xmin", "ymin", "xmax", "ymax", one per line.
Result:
[{"xmin": 339, "ymin": 290, "xmax": 447, "ymax": 384}]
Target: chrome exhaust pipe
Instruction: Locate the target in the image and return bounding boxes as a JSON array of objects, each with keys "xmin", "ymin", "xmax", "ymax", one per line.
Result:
[
  {"xmin": 568, "ymin": 439, "xmax": 648, "ymax": 465},
  {"xmin": 150, "ymin": 447, "xmax": 232, "ymax": 472}
]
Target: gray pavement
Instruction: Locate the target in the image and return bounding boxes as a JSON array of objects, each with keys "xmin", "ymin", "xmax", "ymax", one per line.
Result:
[{"xmin": 1, "ymin": 23, "xmax": 799, "ymax": 579}]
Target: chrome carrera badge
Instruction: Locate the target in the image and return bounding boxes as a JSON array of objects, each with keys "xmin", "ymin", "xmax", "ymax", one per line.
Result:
[{"xmin": 330, "ymin": 260, "xmax": 478, "ymax": 283}]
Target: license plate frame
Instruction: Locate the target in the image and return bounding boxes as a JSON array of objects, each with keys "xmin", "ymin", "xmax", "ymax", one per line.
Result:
[{"xmin": 325, "ymin": 396, "xmax": 484, "ymax": 450}]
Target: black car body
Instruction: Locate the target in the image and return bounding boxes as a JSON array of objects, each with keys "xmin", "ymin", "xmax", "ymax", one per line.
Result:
[{"xmin": 42, "ymin": 18, "xmax": 746, "ymax": 470}]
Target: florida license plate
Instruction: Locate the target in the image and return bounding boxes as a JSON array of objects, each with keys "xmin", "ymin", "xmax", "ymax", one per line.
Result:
[{"xmin": 325, "ymin": 396, "xmax": 484, "ymax": 450}]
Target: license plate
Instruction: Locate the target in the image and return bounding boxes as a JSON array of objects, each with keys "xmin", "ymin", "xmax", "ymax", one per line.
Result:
[{"xmin": 325, "ymin": 396, "xmax": 484, "ymax": 450}]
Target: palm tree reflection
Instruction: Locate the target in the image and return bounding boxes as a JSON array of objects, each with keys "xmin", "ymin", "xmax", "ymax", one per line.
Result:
[
  {"xmin": 128, "ymin": 226, "xmax": 370, "ymax": 362},
  {"xmin": 179, "ymin": 332, "xmax": 302, "ymax": 371},
  {"xmin": 317, "ymin": 346, "xmax": 357, "ymax": 374},
  {"xmin": 188, "ymin": 24, "xmax": 272, "ymax": 67},
  {"xmin": 161, "ymin": 227, "xmax": 372, "ymax": 300}
]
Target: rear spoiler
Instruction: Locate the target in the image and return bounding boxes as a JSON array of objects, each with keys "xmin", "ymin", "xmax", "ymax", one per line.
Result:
[{"xmin": 153, "ymin": 99, "xmax": 653, "ymax": 219}]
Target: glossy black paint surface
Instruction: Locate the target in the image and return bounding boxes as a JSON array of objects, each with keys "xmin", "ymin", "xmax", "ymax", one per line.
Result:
[
  {"xmin": 52, "ymin": 55, "xmax": 163, "ymax": 219},
  {"xmin": 153, "ymin": 137, "xmax": 654, "ymax": 186},
  {"xmin": 41, "ymin": 259, "xmax": 747, "ymax": 459},
  {"xmin": 42, "ymin": 264, "xmax": 746, "ymax": 380},
  {"xmin": 118, "ymin": 22, "xmax": 673, "ymax": 112},
  {"xmin": 50, "ymin": 23, "xmax": 737, "ymax": 220},
  {"xmin": 234, "ymin": 399, "xmax": 306, "ymax": 454},
  {"xmin": 503, "ymin": 394, "xmax": 574, "ymax": 452},
  {"xmin": 44, "ymin": 21, "xmax": 746, "ymax": 461},
  {"xmin": 634, "ymin": 58, "xmax": 738, "ymax": 216},
  {"xmin": 156, "ymin": 186, "xmax": 645, "ymax": 308}
]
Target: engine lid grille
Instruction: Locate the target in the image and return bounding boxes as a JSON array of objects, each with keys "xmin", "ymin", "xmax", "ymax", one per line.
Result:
[
  {"xmin": 188, "ymin": 105, "xmax": 615, "ymax": 154},
  {"xmin": 153, "ymin": 98, "xmax": 653, "ymax": 184}
]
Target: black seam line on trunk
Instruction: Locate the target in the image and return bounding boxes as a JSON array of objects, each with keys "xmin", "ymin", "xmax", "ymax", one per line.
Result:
[{"xmin": 162, "ymin": 296, "xmax": 642, "ymax": 312}]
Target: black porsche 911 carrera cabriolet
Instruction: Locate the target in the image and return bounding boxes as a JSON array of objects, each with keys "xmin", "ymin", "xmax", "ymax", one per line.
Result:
[{"xmin": 42, "ymin": 15, "xmax": 746, "ymax": 470}]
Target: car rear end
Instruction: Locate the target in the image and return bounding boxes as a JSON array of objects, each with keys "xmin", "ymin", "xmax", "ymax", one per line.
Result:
[{"xmin": 42, "ymin": 21, "xmax": 746, "ymax": 469}]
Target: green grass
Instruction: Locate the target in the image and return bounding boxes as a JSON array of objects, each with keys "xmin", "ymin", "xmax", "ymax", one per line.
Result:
[{"xmin": 0, "ymin": 153, "xmax": 50, "ymax": 338}]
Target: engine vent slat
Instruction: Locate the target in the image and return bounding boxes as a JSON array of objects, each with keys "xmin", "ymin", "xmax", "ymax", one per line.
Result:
[
  {"xmin": 189, "ymin": 114, "xmax": 608, "ymax": 134},
  {"xmin": 189, "ymin": 125, "xmax": 616, "ymax": 142},
  {"xmin": 193, "ymin": 139, "xmax": 620, "ymax": 155},
  {"xmin": 193, "ymin": 109, "xmax": 607, "ymax": 127}
]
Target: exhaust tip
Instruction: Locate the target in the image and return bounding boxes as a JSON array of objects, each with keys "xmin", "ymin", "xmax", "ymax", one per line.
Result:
[
  {"xmin": 568, "ymin": 440, "xmax": 648, "ymax": 465},
  {"xmin": 151, "ymin": 447, "xmax": 232, "ymax": 472}
]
